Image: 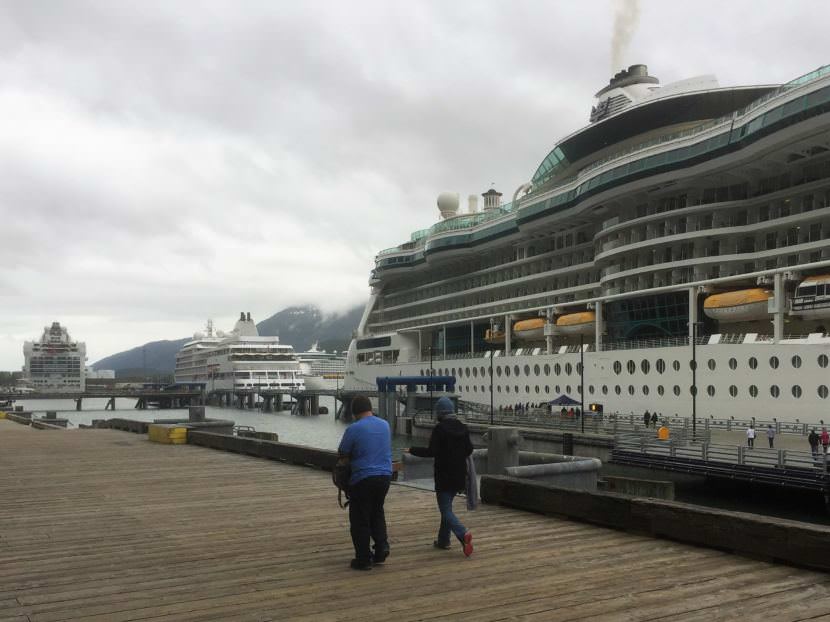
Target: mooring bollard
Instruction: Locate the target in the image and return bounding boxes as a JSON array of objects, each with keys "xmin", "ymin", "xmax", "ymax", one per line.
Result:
[{"xmin": 487, "ymin": 427, "xmax": 521, "ymax": 475}]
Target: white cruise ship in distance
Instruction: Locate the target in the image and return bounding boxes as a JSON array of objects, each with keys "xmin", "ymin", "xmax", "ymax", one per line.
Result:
[
  {"xmin": 297, "ymin": 344, "xmax": 346, "ymax": 390},
  {"xmin": 22, "ymin": 322, "xmax": 86, "ymax": 392},
  {"xmin": 175, "ymin": 312, "xmax": 304, "ymax": 394},
  {"xmin": 344, "ymin": 63, "xmax": 830, "ymax": 423}
]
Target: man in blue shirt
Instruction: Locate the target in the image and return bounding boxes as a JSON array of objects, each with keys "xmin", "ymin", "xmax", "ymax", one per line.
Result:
[{"xmin": 338, "ymin": 395, "xmax": 392, "ymax": 570}]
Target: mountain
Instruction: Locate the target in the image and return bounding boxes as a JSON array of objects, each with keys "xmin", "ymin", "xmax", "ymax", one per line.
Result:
[{"xmin": 92, "ymin": 304, "xmax": 364, "ymax": 374}]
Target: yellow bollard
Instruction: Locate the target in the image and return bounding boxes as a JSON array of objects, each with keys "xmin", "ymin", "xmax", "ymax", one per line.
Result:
[{"xmin": 148, "ymin": 424, "xmax": 188, "ymax": 445}]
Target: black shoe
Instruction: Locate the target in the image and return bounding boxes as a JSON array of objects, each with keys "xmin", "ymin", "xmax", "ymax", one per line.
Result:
[
  {"xmin": 371, "ymin": 546, "xmax": 389, "ymax": 565},
  {"xmin": 433, "ymin": 540, "xmax": 451, "ymax": 550},
  {"xmin": 350, "ymin": 558, "xmax": 372, "ymax": 571}
]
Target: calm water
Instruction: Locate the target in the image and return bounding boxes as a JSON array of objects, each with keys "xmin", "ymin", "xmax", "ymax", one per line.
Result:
[{"xmin": 12, "ymin": 397, "xmax": 414, "ymax": 454}]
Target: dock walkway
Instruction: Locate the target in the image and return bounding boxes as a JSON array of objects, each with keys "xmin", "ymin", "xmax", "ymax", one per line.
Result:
[{"xmin": 1, "ymin": 420, "xmax": 829, "ymax": 621}]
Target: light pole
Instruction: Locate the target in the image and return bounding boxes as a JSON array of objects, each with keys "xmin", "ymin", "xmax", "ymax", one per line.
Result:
[
  {"xmin": 580, "ymin": 333, "xmax": 585, "ymax": 434},
  {"xmin": 490, "ymin": 349, "xmax": 494, "ymax": 426},
  {"xmin": 690, "ymin": 321, "xmax": 703, "ymax": 440},
  {"xmin": 429, "ymin": 344, "xmax": 434, "ymax": 415}
]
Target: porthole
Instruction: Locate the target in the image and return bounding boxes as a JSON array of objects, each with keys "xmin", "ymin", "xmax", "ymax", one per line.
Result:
[
  {"xmin": 589, "ymin": 385, "xmax": 595, "ymax": 394},
  {"xmin": 729, "ymin": 385, "xmax": 738, "ymax": 397},
  {"xmin": 451, "ymin": 368, "xmax": 456, "ymax": 377},
  {"xmin": 505, "ymin": 385, "xmax": 510, "ymax": 393},
  {"xmin": 673, "ymin": 385, "xmax": 681, "ymax": 396},
  {"xmin": 770, "ymin": 385, "xmax": 780, "ymax": 398},
  {"xmin": 690, "ymin": 385, "xmax": 697, "ymax": 396},
  {"xmin": 420, "ymin": 369, "xmax": 424, "ymax": 376},
  {"xmin": 576, "ymin": 363, "xmax": 583, "ymax": 374},
  {"xmin": 533, "ymin": 364, "xmax": 540, "ymax": 376},
  {"xmin": 819, "ymin": 355, "xmax": 829, "ymax": 369},
  {"xmin": 472, "ymin": 367, "xmax": 478, "ymax": 378},
  {"xmin": 642, "ymin": 385, "xmax": 649, "ymax": 396},
  {"xmin": 555, "ymin": 363, "xmax": 562, "ymax": 376},
  {"xmin": 707, "ymin": 385, "xmax": 715, "ymax": 397},
  {"xmin": 748, "ymin": 357, "xmax": 758, "ymax": 370},
  {"xmin": 544, "ymin": 385, "xmax": 550, "ymax": 393},
  {"xmin": 514, "ymin": 385, "xmax": 519, "ymax": 394},
  {"xmin": 628, "ymin": 385, "xmax": 635, "ymax": 395},
  {"xmin": 729, "ymin": 358, "xmax": 737, "ymax": 370},
  {"xmin": 497, "ymin": 385, "xmax": 502, "ymax": 393},
  {"xmin": 613, "ymin": 361, "xmax": 622, "ymax": 375},
  {"xmin": 792, "ymin": 385, "xmax": 802, "ymax": 398},
  {"xmin": 524, "ymin": 364, "xmax": 531, "ymax": 376},
  {"xmin": 627, "ymin": 360, "xmax": 636, "ymax": 374},
  {"xmin": 514, "ymin": 365, "xmax": 520, "ymax": 377},
  {"xmin": 535, "ymin": 386, "xmax": 540, "ymax": 394},
  {"xmin": 769, "ymin": 356, "xmax": 779, "ymax": 370},
  {"xmin": 487, "ymin": 367, "xmax": 492, "ymax": 377},
  {"xmin": 641, "ymin": 360, "xmax": 650, "ymax": 374},
  {"xmin": 482, "ymin": 385, "xmax": 486, "ymax": 393},
  {"xmin": 505, "ymin": 366, "xmax": 511, "ymax": 377},
  {"xmin": 672, "ymin": 360, "xmax": 680, "ymax": 372},
  {"xmin": 792, "ymin": 355, "xmax": 802, "ymax": 369},
  {"xmin": 707, "ymin": 359, "xmax": 716, "ymax": 371},
  {"xmin": 566, "ymin": 385, "xmax": 572, "ymax": 394},
  {"xmin": 690, "ymin": 360, "xmax": 697, "ymax": 371},
  {"xmin": 602, "ymin": 385, "xmax": 608, "ymax": 395},
  {"xmin": 656, "ymin": 359, "xmax": 666, "ymax": 374},
  {"xmin": 657, "ymin": 385, "xmax": 664, "ymax": 396},
  {"xmin": 615, "ymin": 385, "xmax": 621, "ymax": 395},
  {"xmin": 555, "ymin": 385, "xmax": 561, "ymax": 394},
  {"xmin": 466, "ymin": 367, "xmax": 472, "ymax": 377},
  {"xmin": 565, "ymin": 363, "xmax": 573, "ymax": 376},
  {"xmin": 480, "ymin": 366, "xmax": 486, "ymax": 377},
  {"xmin": 496, "ymin": 366, "xmax": 502, "ymax": 377},
  {"xmin": 543, "ymin": 364, "xmax": 551, "ymax": 375},
  {"xmin": 525, "ymin": 385, "xmax": 530, "ymax": 394},
  {"xmin": 819, "ymin": 385, "xmax": 829, "ymax": 399},
  {"xmin": 749, "ymin": 385, "xmax": 758, "ymax": 398},
  {"xmin": 472, "ymin": 386, "xmax": 477, "ymax": 393}
]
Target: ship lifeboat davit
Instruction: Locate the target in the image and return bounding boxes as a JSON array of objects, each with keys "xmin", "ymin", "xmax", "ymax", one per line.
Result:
[
  {"xmin": 703, "ymin": 288, "xmax": 773, "ymax": 322},
  {"xmin": 512, "ymin": 318, "xmax": 546, "ymax": 341},
  {"xmin": 555, "ymin": 311, "xmax": 595, "ymax": 336},
  {"xmin": 484, "ymin": 328, "xmax": 505, "ymax": 345}
]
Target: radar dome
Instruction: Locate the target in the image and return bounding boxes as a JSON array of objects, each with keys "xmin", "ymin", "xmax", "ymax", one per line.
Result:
[{"xmin": 437, "ymin": 192, "xmax": 460, "ymax": 219}]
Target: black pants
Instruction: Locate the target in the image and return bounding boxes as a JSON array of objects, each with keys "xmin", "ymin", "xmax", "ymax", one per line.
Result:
[{"xmin": 348, "ymin": 475, "xmax": 390, "ymax": 563}]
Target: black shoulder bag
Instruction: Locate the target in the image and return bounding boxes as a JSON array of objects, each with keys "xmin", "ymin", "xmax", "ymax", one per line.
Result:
[{"xmin": 333, "ymin": 457, "xmax": 351, "ymax": 508}]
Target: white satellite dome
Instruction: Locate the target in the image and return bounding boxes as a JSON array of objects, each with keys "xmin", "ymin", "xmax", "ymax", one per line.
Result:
[
  {"xmin": 193, "ymin": 331, "xmax": 204, "ymax": 340},
  {"xmin": 437, "ymin": 192, "xmax": 460, "ymax": 219}
]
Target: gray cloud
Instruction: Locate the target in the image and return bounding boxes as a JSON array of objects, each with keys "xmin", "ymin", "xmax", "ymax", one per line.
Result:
[{"xmin": 0, "ymin": 0, "xmax": 827, "ymax": 366}]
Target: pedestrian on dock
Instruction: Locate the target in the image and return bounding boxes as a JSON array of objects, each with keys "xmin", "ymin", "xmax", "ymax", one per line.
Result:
[
  {"xmin": 822, "ymin": 427, "xmax": 830, "ymax": 454},
  {"xmin": 407, "ymin": 396, "xmax": 475, "ymax": 557},
  {"xmin": 746, "ymin": 424, "xmax": 756, "ymax": 449},
  {"xmin": 651, "ymin": 412, "xmax": 658, "ymax": 427},
  {"xmin": 766, "ymin": 425, "xmax": 775, "ymax": 449},
  {"xmin": 809, "ymin": 429, "xmax": 820, "ymax": 457},
  {"xmin": 337, "ymin": 395, "xmax": 392, "ymax": 571},
  {"xmin": 643, "ymin": 410, "xmax": 650, "ymax": 428}
]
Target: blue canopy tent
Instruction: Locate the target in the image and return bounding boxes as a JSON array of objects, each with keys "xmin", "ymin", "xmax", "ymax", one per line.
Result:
[{"xmin": 549, "ymin": 394, "xmax": 580, "ymax": 406}]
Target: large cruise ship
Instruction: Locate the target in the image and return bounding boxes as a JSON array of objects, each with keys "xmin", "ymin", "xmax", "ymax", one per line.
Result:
[
  {"xmin": 175, "ymin": 312, "xmax": 304, "ymax": 394},
  {"xmin": 22, "ymin": 322, "xmax": 86, "ymax": 392},
  {"xmin": 344, "ymin": 63, "xmax": 830, "ymax": 423},
  {"xmin": 297, "ymin": 345, "xmax": 346, "ymax": 390}
]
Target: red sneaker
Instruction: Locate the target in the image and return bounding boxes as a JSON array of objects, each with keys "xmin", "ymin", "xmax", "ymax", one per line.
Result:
[{"xmin": 463, "ymin": 531, "xmax": 473, "ymax": 557}]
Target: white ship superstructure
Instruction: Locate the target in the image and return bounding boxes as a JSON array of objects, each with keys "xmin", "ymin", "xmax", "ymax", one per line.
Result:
[
  {"xmin": 345, "ymin": 64, "xmax": 830, "ymax": 422},
  {"xmin": 175, "ymin": 313, "xmax": 304, "ymax": 393},
  {"xmin": 297, "ymin": 345, "xmax": 346, "ymax": 390},
  {"xmin": 22, "ymin": 322, "xmax": 86, "ymax": 392}
]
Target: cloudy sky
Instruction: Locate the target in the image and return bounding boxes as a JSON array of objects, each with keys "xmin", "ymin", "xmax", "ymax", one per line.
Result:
[{"xmin": 0, "ymin": 0, "xmax": 827, "ymax": 368}]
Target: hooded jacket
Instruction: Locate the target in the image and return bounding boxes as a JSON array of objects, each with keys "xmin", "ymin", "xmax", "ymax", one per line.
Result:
[{"xmin": 410, "ymin": 416, "xmax": 474, "ymax": 492}]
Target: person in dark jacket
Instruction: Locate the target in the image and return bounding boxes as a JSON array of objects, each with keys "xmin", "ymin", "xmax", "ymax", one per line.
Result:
[
  {"xmin": 809, "ymin": 429, "xmax": 820, "ymax": 457},
  {"xmin": 408, "ymin": 397, "xmax": 474, "ymax": 557}
]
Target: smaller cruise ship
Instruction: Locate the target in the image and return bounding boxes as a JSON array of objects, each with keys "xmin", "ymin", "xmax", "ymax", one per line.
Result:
[
  {"xmin": 174, "ymin": 313, "xmax": 304, "ymax": 394},
  {"xmin": 297, "ymin": 345, "xmax": 346, "ymax": 390},
  {"xmin": 22, "ymin": 322, "xmax": 86, "ymax": 392}
]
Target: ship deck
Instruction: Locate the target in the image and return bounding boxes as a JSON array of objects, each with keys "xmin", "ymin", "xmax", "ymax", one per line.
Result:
[{"xmin": 1, "ymin": 420, "xmax": 829, "ymax": 621}]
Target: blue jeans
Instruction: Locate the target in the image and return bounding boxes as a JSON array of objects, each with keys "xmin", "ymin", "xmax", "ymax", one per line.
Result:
[{"xmin": 436, "ymin": 491, "xmax": 467, "ymax": 545}]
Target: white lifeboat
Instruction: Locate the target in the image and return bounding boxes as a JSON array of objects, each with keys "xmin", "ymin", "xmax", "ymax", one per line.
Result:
[
  {"xmin": 512, "ymin": 318, "xmax": 546, "ymax": 341},
  {"xmin": 790, "ymin": 275, "xmax": 830, "ymax": 319},
  {"xmin": 555, "ymin": 311, "xmax": 595, "ymax": 336},
  {"xmin": 703, "ymin": 288, "xmax": 772, "ymax": 322}
]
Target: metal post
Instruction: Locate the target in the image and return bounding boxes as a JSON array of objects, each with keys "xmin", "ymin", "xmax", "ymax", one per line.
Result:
[
  {"xmin": 489, "ymin": 350, "xmax": 494, "ymax": 426},
  {"xmin": 429, "ymin": 345, "xmax": 434, "ymax": 414},
  {"xmin": 691, "ymin": 322, "xmax": 698, "ymax": 440},
  {"xmin": 580, "ymin": 333, "xmax": 585, "ymax": 434}
]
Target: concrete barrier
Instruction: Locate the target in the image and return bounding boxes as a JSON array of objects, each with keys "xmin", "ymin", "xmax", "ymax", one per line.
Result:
[
  {"xmin": 505, "ymin": 458, "xmax": 602, "ymax": 490},
  {"xmin": 480, "ymin": 474, "xmax": 830, "ymax": 572},
  {"xmin": 602, "ymin": 475, "xmax": 675, "ymax": 500},
  {"xmin": 6, "ymin": 413, "xmax": 33, "ymax": 426},
  {"xmin": 187, "ymin": 431, "xmax": 339, "ymax": 470},
  {"xmin": 107, "ymin": 419, "xmax": 150, "ymax": 434}
]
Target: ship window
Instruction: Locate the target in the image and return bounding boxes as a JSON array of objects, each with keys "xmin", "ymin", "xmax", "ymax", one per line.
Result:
[
  {"xmin": 481, "ymin": 367, "xmax": 486, "ymax": 377},
  {"xmin": 472, "ymin": 367, "xmax": 478, "ymax": 378},
  {"xmin": 628, "ymin": 385, "xmax": 635, "ymax": 395},
  {"xmin": 589, "ymin": 385, "xmax": 595, "ymax": 394},
  {"xmin": 497, "ymin": 385, "xmax": 502, "ymax": 393},
  {"xmin": 505, "ymin": 385, "xmax": 510, "ymax": 393},
  {"xmin": 472, "ymin": 386, "xmax": 477, "ymax": 393},
  {"xmin": 657, "ymin": 385, "xmax": 664, "ymax": 396},
  {"xmin": 625, "ymin": 360, "xmax": 634, "ymax": 374},
  {"xmin": 791, "ymin": 355, "xmax": 802, "ymax": 369},
  {"xmin": 769, "ymin": 356, "xmax": 779, "ymax": 369},
  {"xmin": 544, "ymin": 364, "xmax": 551, "ymax": 375},
  {"xmin": 690, "ymin": 385, "xmax": 697, "ymax": 396},
  {"xmin": 749, "ymin": 357, "xmax": 758, "ymax": 370},
  {"xmin": 707, "ymin": 385, "xmax": 715, "ymax": 397},
  {"xmin": 577, "ymin": 363, "xmax": 583, "ymax": 374},
  {"xmin": 673, "ymin": 385, "xmax": 681, "ymax": 396},
  {"xmin": 770, "ymin": 385, "xmax": 780, "ymax": 398},
  {"xmin": 545, "ymin": 385, "xmax": 550, "ymax": 393},
  {"xmin": 524, "ymin": 365, "xmax": 531, "ymax": 376},
  {"xmin": 602, "ymin": 385, "xmax": 608, "ymax": 395},
  {"xmin": 641, "ymin": 360, "xmax": 650, "ymax": 374},
  {"xmin": 496, "ymin": 366, "xmax": 502, "ymax": 377},
  {"xmin": 729, "ymin": 358, "xmax": 737, "ymax": 370},
  {"xmin": 642, "ymin": 385, "xmax": 649, "ymax": 396},
  {"xmin": 525, "ymin": 385, "xmax": 530, "ymax": 393},
  {"xmin": 749, "ymin": 385, "xmax": 758, "ymax": 397},
  {"xmin": 656, "ymin": 359, "xmax": 665, "ymax": 374},
  {"xmin": 505, "ymin": 366, "xmax": 511, "ymax": 377},
  {"xmin": 615, "ymin": 385, "xmax": 621, "ymax": 395},
  {"xmin": 534, "ymin": 364, "xmax": 540, "ymax": 376},
  {"xmin": 819, "ymin": 385, "xmax": 829, "ymax": 399},
  {"xmin": 555, "ymin": 364, "xmax": 562, "ymax": 375},
  {"xmin": 673, "ymin": 360, "xmax": 680, "ymax": 372},
  {"xmin": 566, "ymin": 385, "xmax": 572, "ymax": 394},
  {"xmin": 792, "ymin": 385, "xmax": 802, "ymax": 398},
  {"xmin": 514, "ymin": 365, "xmax": 520, "ymax": 377},
  {"xmin": 565, "ymin": 363, "xmax": 573, "ymax": 375},
  {"xmin": 515, "ymin": 385, "xmax": 520, "ymax": 394},
  {"xmin": 820, "ymin": 355, "xmax": 829, "ymax": 369},
  {"xmin": 535, "ymin": 385, "xmax": 540, "ymax": 394},
  {"xmin": 729, "ymin": 385, "xmax": 738, "ymax": 397},
  {"xmin": 613, "ymin": 361, "xmax": 622, "ymax": 375},
  {"xmin": 707, "ymin": 359, "xmax": 716, "ymax": 371}
]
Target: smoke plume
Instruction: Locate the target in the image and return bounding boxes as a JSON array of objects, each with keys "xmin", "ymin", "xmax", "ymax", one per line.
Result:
[{"xmin": 611, "ymin": 0, "xmax": 640, "ymax": 71}]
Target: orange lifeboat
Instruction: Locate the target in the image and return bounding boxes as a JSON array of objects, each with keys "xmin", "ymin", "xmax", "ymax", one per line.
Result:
[
  {"xmin": 703, "ymin": 288, "xmax": 772, "ymax": 322},
  {"xmin": 555, "ymin": 311, "xmax": 595, "ymax": 335},
  {"xmin": 484, "ymin": 328, "xmax": 505, "ymax": 345},
  {"xmin": 512, "ymin": 318, "xmax": 546, "ymax": 341}
]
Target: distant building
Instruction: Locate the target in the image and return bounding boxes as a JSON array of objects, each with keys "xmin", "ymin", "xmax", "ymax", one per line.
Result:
[
  {"xmin": 23, "ymin": 322, "xmax": 86, "ymax": 392},
  {"xmin": 86, "ymin": 368, "xmax": 115, "ymax": 380}
]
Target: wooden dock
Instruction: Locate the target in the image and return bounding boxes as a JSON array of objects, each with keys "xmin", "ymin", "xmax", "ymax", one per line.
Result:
[{"xmin": 1, "ymin": 421, "xmax": 829, "ymax": 622}]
